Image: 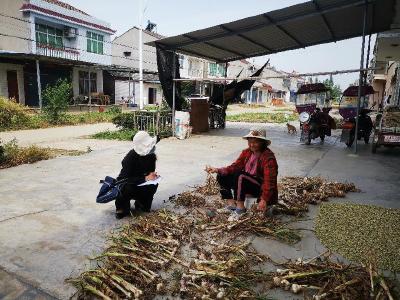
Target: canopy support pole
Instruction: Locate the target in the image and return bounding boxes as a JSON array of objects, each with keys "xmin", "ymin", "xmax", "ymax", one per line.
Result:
[
  {"xmin": 355, "ymin": 1, "xmax": 368, "ymax": 154},
  {"xmin": 172, "ymin": 51, "xmax": 176, "ymax": 137}
]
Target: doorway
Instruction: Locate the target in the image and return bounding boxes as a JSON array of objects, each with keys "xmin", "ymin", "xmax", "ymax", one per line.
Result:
[
  {"xmin": 7, "ymin": 70, "xmax": 19, "ymax": 102},
  {"xmin": 148, "ymin": 88, "xmax": 157, "ymax": 104}
]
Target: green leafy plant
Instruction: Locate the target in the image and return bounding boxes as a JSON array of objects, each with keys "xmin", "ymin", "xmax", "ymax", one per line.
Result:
[
  {"xmin": 112, "ymin": 113, "xmax": 136, "ymax": 129},
  {"xmin": 91, "ymin": 129, "xmax": 137, "ymax": 141},
  {"xmin": 107, "ymin": 105, "xmax": 122, "ymax": 114},
  {"xmin": 323, "ymin": 78, "xmax": 342, "ymax": 101},
  {"xmin": 227, "ymin": 112, "xmax": 297, "ymax": 123},
  {"xmin": 42, "ymin": 79, "xmax": 72, "ymax": 124}
]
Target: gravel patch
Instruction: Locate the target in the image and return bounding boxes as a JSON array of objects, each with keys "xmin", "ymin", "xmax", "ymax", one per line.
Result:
[{"xmin": 316, "ymin": 203, "xmax": 400, "ymax": 271}]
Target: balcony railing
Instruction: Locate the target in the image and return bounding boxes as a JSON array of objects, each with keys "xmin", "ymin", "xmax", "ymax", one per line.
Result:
[{"xmin": 36, "ymin": 43, "xmax": 80, "ymax": 61}]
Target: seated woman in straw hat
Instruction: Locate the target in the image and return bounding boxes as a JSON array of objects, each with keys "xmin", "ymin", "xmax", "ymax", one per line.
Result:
[
  {"xmin": 115, "ymin": 131, "xmax": 159, "ymax": 219},
  {"xmin": 206, "ymin": 127, "xmax": 278, "ymax": 218}
]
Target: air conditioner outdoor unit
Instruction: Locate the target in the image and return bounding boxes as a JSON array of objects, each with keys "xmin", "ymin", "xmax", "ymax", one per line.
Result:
[{"xmin": 65, "ymin": 27, "xmax": 77, "ymax": 39}]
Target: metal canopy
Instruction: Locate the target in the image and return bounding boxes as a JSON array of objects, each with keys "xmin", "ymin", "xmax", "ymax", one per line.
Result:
[{"xmin": 148, "ymin": 0, "xmax": 397, "ymax": 62}]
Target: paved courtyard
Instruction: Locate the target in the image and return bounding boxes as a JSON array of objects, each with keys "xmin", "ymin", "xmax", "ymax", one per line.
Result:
[{"xmin": 0, "ymin": 122, "xmax": 399, "ymax": 299}]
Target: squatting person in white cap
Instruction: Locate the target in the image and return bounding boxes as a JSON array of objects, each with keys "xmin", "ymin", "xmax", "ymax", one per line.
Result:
[
  {"xmin": 206, "ymin": 127, "xmax": 278, "ymax": 218},
  {"xmin": 115, "ymin": 131, "xmax": 159, "ymax": 219}
]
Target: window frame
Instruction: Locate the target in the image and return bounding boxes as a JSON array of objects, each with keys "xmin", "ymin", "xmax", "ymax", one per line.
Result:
[
  {"xmin": 87, "ymin": 31, "xmax": 104, "ymax": 55},
  {"xmin": 78, "ymin": 71, "xmax": 97, "ymax": 95},
  {"xmin": 35, "ymin": 23, "xmax": 64, "ymax": 49}
]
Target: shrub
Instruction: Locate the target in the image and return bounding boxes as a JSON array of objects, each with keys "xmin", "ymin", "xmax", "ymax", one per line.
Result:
[
  {"xmin": 91, "ymin": 129, "xmax": 137, "ymax": 141},
  {"xmin": 107, "ymin": 105, "xmax": 122, "ymax": 114},
  {"xmin": 0, "ymin": 97, "xmax": 30, "ymax": 130},
  {"xmin": 42, "ymin": 79, "xmax": 72, "ymax": 124},
  {"xmin": 144, "ymin": 105, "xmax": 159, "ymax": 111},
  {"xmin": 0, "ymin": 139, "xmax": 52, "ymax": 169},
  {"xmin": 112, "ymin": 113, "xmax": 136, "ymax": 129}
]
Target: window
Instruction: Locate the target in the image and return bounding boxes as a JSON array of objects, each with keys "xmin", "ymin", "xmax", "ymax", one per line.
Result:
[
  {"xmin": 209, "ymin": 63, "xmax": 217, "ymax": 76},
  {"xmin": 209, "ymin": 63, "xmax": 226, "ymax": 77},
  {"xmin": 87, "ymin": 31, "xmax": 104, "ymax": 54},
  {"xmin": 35, "ymin": 24, "xmax": 63, "ymax": 48},
  {"xmin": 217, "ymin": 64, "xmax": 226, "ymax": 77},
  {"xmin": 79, "ymin": 71, "xmax": 97, "ymax": 95}
]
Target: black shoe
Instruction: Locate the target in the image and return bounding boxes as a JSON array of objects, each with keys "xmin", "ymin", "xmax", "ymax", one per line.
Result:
[
  {"xmin": 115, "ymin": 210, "xmax": 130, "ymax": 219},
  {"xmin": 131, "ymin": 207, "xmax": 150, "ymax": 216}
]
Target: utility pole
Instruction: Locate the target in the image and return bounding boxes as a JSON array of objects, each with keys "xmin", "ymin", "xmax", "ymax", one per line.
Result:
[{"xmin": 139, "ymin": 0, "xmax": 144, "ymax": 110}]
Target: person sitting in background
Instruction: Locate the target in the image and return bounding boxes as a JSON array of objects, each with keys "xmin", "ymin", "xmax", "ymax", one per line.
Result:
[
  {"xmin": 206, "ymin": 128, "xmax": 278, "ymax": 219},
  {"xmin": 115, "ymin": 131, "xmax": 159, "ymax": 219}
]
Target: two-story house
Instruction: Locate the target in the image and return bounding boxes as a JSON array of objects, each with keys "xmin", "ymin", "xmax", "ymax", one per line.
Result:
[
  {"xmin": 108, "ymin": 26, "xmax": 163, "ymax": 105},
  {"xmin": 371, "ymin": 31, "xmax": 400, "ymax": 107},
  {"xmin": 0, "ymin": 0, "xmax": 115, "ymax": 106}
]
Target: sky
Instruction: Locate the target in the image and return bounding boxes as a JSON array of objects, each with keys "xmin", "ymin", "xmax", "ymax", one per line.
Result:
[{"xmin": 66, "ymin": 0, "xmax": 374, "ymax": 89}]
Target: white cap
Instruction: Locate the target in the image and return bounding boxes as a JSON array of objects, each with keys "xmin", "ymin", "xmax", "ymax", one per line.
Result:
[{"xmin": 132, "ymin": 131, "xmax": 157, "ymax": 156}]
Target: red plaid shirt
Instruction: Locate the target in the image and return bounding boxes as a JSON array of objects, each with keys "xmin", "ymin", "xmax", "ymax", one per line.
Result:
[{"xmin": 219, "ymin": 148, "xmax": 278, "ymax": 204}]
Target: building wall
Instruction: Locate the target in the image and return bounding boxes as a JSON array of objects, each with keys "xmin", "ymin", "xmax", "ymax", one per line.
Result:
[
  {"xmin": 0, "ymin": 0, "xmax": 32, "ymax": 53},
  {"xmin": 29, "ymin": 14, "xmax": 112, "ymax": 65},
  {"xmin": 371, "ymin": 79, "xmax": 386, "ymax": 107},
  {"xmin": 0, "ymin": 63, "xmax": 26, "ymax": 104},
  {"xmin": 114, "ymin": 80, "xmax": 163, "ymax": 106},
  {"xmin": 112, "ymin": 27, "xmax": 158, "ymax": 72},
  {"xmin": 134, "ymin": 82, "xmax": 163, "ymax": 105},
  {"xmin": 180, "ymin": 55, "xmax": 206, "ymax": 78},
  {"xmin": 114, "ymin": 79, "xmax": 134, "ymax": 104},
  {"xmin": 384, "ymin": 62, "xmax": 399, "ymax": 97}
]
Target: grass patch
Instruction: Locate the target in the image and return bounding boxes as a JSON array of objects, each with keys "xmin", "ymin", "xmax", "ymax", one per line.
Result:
[
  {"xmin": 1, "ymin": 112, "xmax": 118, "ymax": 131},
  {"xmin": 227, "ymin": 112, "xmax": 297, "ymax": 123},
  {"xmin": 91, "ymin": 129, "xmax": 137, "ymax": 141},
  {"xmin": 91, "ymin": 128, "xmax": 172, "ymax": 141},
  {"xmin": 237, "ymin": 103, "xmax": 266, "ymax": 108},
  {"xmin": 272, "ymin": 107, "xmax": 295, "ymax": 112},
  {"xmin": 316, "ymin": 203, "xmax": 400, "ymax": 271},
  {"xmin": 0, "ymin": 139, "xmax": 86, "ymax": 169}
]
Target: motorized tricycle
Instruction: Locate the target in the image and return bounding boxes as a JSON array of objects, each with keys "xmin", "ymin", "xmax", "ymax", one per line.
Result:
[
  {"xmin": 339, "ymin": 85, "xmax": 375, "ymax": 147},
  {"xmin": 372, "ymin": 106, "xmax": 400, "ymax": 153},
  {"xmin": 295, "ymin": 83, "xmax": 333, "ymax": 145}
]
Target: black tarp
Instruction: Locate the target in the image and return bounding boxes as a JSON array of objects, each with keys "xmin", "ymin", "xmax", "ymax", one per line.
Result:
[
  {"xmin": 156, "ymin": 46, "xmax": 183, "ymax": 110},
  {"xmin": 342, "ymin": 85, "xmax": 375, "ymax": 97},
  {"xmin": 209, "ymin": 62, "xmax": 268, "ymax": 106},
  {"xmin": 296, "ymin": 83, "xmax": 330, "ymax": 94}
]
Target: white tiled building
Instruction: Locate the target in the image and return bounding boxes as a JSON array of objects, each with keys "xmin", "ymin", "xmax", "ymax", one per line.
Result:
[{"xmin": 0, "ymin": 0, "xmax": 115, "ymax": 106}]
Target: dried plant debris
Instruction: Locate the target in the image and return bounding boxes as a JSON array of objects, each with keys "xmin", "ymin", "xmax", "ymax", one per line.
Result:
[
  {"xmin": 174, "ymin": 191, "xmax": 206, "ymax": 207},
  {"xmin": 199, "ymin": 214, "xmax": 301, "ymax": 245},
  {"xmin": 271, "ymin": 254, "xmax": 398, "ymax": 300},
  {"xmin": 69, "ymin": 176, "xmax": 370, "ymax": 300},
  {"xmin": 176, "ymin": 240, "xmax": 269, "ymax": 299},
  {"xmin": 277, "ymin": 177, "xmax": 359, "ymax": 214},
  {"xmin": 68, "ymin": 210, "xmax": 191, "ymax": 299},
  {"xmin": 195, "ymin": 173, "xmax": 220, "ymax": 196},
  {"xmin": 316, "ymin": 203, "xmax": 400, "ymax": 271}
]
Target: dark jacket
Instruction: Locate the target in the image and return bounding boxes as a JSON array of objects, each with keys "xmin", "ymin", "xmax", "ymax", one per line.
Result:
[{"xmin": 117, "ymin": 149, "xmax": 156, "ymax": 185}]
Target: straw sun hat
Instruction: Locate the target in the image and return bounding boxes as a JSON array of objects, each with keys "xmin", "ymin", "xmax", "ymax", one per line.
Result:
[
  {"xmin": 132, "ymin": 131, "xmax": 157, "ymax": 156},
  {"xmin": 242, "ymin": 127, "xmax": 271, "ymax": 146}
]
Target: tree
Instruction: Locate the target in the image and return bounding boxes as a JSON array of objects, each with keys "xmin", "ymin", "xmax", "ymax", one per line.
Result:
[
  {"xmin": 323, "ymin": 78, "xmax": 342, "ymax": 101},
  {"xmin": 42, "ymin": 79, "xmax": 72, "ymax": 124}
]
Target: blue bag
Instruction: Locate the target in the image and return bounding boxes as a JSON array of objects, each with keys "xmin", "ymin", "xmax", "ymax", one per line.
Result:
[{"xmin": 96, "ymin": 176, "xmax": 127, "ymax": 204}]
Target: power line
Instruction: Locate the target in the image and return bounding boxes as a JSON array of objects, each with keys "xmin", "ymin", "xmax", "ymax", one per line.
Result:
[
  {"xmin": 173, "ymin": 67, "xmax": 382, "ymax": 82},
  {"xmin": 0, "ymin": 12, "xmax": 157, "ymax": 54},
  {"xmin": 0, "ymin": 31, "xmax": 158, "ymax": 66}
]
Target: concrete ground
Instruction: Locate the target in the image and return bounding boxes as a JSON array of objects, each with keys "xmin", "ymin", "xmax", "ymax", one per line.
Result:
[{"xmin": 0, "ymin": 122, "xmax": 399, "ymax": 299}]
